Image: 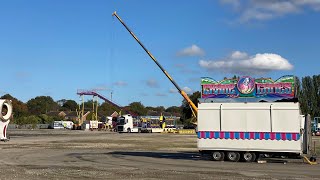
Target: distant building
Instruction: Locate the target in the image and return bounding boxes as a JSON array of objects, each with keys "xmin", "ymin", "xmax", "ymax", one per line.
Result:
[
  {"xmin": 46, "ymin": 111, "xmax": 90, "ymax": 122},
  {"xmin": 64, "ymin": 111, "xmax": 78, "ymax": 121},
  {"xmin": 46, "ymin": 111, "xmax": 66, "ymax": 118}
]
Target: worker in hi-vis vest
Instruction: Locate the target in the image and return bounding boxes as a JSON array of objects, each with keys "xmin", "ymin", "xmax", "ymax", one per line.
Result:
[{"xmin": 160, "ymin": 114, "xmax": 166, "ymax": 129}]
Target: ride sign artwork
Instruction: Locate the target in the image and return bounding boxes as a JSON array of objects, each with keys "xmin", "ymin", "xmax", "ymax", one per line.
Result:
[{"xmin": 201, "ymin": 75, "xmax": 295, "ymax": 99}]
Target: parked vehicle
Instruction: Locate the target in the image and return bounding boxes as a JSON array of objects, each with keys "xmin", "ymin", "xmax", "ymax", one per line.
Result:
[
  {"xmin": 117, "ymin": 114, "xmax": 141, "ymax": 133},
  {"xmin": 116, "ymin": 115, "xmax": 163, "ymax": 133},
  {"xmin": 51, "ymin": 121, "xmax": 64, "ymax": 129}
]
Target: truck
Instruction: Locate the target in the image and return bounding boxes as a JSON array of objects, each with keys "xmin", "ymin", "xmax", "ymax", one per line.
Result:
[
  {"xmin": 117, "ymin": 114, "xmax": 141, "ymax": 133},
  {"xmin": 116, "ymin": 114, "xmax": 164, "ymax": 133},
  {"xmin": 112, "ymin": 12, "xmax": 316, "ymax": 163}
]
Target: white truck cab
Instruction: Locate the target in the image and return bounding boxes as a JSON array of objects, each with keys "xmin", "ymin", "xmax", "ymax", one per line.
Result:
[{"xmin": 117, "ymin": 114, "xmax": 140, "ymax": 133}]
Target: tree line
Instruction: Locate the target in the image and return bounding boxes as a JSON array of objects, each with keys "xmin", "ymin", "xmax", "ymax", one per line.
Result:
[
  {"xmin": 1, "ymin": 74, "xmax": 319, "ymax": 126},
  {"xmin": 0, "ymin": 94, "xmax": 184, "ymax": 126},
  {"xmin": 297, "ymin": 75, "xmax": 320, "ymax": 118}
]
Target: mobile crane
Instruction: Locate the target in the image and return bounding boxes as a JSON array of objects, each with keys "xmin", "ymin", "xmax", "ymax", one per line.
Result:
[
  {"xmin": 112, "ymin": 11, "xmax": 198, "ymax": 122},
  {"xmin": 112, "ymin": 12, "xmax": 317, "ymax": 164}
]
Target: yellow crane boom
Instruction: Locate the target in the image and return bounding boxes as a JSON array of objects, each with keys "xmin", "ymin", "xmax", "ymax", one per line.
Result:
[{"xmin": 112, "ymin": 11, "xmax": 197, "ymax": 117}]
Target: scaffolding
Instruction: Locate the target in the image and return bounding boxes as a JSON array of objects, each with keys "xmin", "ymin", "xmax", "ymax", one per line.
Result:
[{"xmin": 77, "ymin": 89, "xmax": 99, "ymax": 121}]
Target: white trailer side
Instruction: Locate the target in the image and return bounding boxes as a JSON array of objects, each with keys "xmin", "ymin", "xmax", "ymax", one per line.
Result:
[{"xmin": 197, "ymin": 102, "xmax": 304, "ymax": 161}]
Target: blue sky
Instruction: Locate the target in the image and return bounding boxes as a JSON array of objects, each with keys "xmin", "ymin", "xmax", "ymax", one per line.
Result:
[{"xmin": 0, "ymin": 0, "xmax": 319, "ymax": 108}]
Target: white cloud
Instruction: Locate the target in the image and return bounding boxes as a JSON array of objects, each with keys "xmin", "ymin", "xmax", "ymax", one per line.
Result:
[
  {"xmin": 220, "ymin": 0, "xmax": 241, "ymax": 10},
  {"xmin": 182, "ymin": 87, "xmax": 193, "ymax": 93},
  {"xmin": 220, "ymin": 0, "xmax": 320, "ymax": 22},
  {"xmin": 230, "ymin": 50, "xmax": 248, "ymax": 59},
  {"xmin": 146, "ymin": 79, "xmax": 158, "ymax": 88},
  {"xmin": 169, "ymin": 88, "xmax": 178, "ymax": 93},
  {"xmin": 155, "ymin": 93, "xmax": 167, "ymax": 97},
  {"xmin": 199, "ymin": 51, "xmax": 293, "ymax": 75},
  {"xmin": 169, "ymin": 87, "xmax": 192, "ymax": 93},
  {"xmin": 113, "ymin": 81, "xmax": 128, "ymax": 87},
  {"xmin": 177, "ymin": 45, "xmax": 205, "ymax": 57},
  {"xmin": 295, "ymin": 0, "xmax": 320, "ymax": 10},
  {"xmin": 92, "ymin": 86, "xmax": 111, "ymax": 91}
]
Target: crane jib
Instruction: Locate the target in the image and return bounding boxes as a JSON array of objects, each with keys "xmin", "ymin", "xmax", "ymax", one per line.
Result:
[{"xmin": 112, "ymin": 11, "xmax": 198, "ymax": 115}]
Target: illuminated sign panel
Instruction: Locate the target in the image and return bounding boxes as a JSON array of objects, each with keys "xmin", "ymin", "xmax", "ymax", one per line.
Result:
[{"xmin": 201, "ymin": 75, "xmax": 295, "ymax": 99}]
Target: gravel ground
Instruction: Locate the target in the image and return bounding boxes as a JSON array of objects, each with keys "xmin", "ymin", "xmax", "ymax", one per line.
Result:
[{"xmin": 0, "ymin": 129, "xmax": 319, "ymax": 180}]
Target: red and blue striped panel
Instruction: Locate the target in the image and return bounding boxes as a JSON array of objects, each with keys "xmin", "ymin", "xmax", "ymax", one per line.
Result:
[{"xmin": 198, "ymin": 131, "xmax": 300, "ymax": 141}]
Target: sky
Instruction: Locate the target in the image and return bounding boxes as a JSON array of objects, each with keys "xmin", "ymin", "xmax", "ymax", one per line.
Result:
[{"xmin": 0, "ymin": 0, "xmax": 320, "ymax": 108}]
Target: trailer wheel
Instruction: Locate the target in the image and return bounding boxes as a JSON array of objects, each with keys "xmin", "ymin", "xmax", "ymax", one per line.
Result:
[
  {"xmin": 211, "ymin": 151, "xmax": 225, "ymax": 161},
  {"xmin": 226, "ymin": 152, "xmax": 240, "ymax": 162},
  {"xmin": 310, "ymin": 156, "xmax": 317, "ymax": 162},
  {"xmin": 242, "ymin": 152, "xmax": 256, "ymax": 162}
]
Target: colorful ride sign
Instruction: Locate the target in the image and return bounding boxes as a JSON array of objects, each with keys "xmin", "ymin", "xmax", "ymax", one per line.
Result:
[{"xmin": 201, "ymin": 75, "xmax": 295, "ymax": 99}]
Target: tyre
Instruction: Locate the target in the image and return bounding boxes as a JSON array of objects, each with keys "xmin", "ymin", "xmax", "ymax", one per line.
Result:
[
  {"xmin": 226, "ymin": 152, "xmax": 241, "ymax": 162},
  {"xmin": 211, "ymin": 151, "xmax": 225, "ymax": 161},
  {"xmin": 242, "ymin": 152, "xmax": 256, "ymax": 162},
  {"xmin": 310, "ymin": 156, "xmax": 317, "ymax": 162},
  {"xmin": 127, "ymin": 128, "xmax": 131, "ymax": 133},
  {"xmin": 138, "ymin": 128, "xmax": 141, "ymax": 133}
]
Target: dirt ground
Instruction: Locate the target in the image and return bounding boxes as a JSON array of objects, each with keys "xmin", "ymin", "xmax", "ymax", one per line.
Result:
[{"xmin": 0, "ymin": 129, "xmax": 319, "ymax": 180}]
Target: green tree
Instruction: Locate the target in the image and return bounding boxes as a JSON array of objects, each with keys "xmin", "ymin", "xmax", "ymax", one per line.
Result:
[
  {"xmin": 300, "ymin": 76, "xmax": 317, "ymax": 117},
  {"xmin": 38, "ymin": 114, "xmax": 54, "ymax": 124},
  {"xmin": 27, "ymin": 96, "xmax": 58, "ymax": 115},
  {"xmin": 145, "ymin": 106, "xmax": 165, "ymax": 113},
  {"xmin": 0, "ymin": 94, "xmax": 28, "ymax": 119},
  {"xmin": 99, "ymin": 102, "xmax": 121, "ymax": 116},
  {"xmin": 313, "ymin": 75, "xmax": 320, "ymax": 117},
  {"xmin": 57, "ymin": 99, "xmax": 67, "ymax": 107},
  {"xmin": 62, "ymin": 100, "xmax": 78, "ymax": 111},
  {"xmin": 166, "ymin": 106, "xmax": 181, "ymax": 114},
  {"xmin": 126, "ymin": 102, "xmax": 147, "ymax": 116},
  {"xmin": 15, "ymin": 115, "xmax": 41, "ymax": 126}
]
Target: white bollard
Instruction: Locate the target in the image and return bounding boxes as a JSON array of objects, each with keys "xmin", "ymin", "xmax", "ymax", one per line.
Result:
[{"xmin": 0, "ymin": 99, "xmax": 13, "ymax": 141}]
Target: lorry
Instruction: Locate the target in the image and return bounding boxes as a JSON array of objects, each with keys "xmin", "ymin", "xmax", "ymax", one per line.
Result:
[
  {"xmin": 112, "ymin": 12, "xmax": 316, "ymax": 163},
  {"xmin": 116, "ymin": 114, "xmax": 164, "ymax": 133},
  {"xmin": 117, "ymin": 114, "xmax": 141, "ymax": 133}
]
